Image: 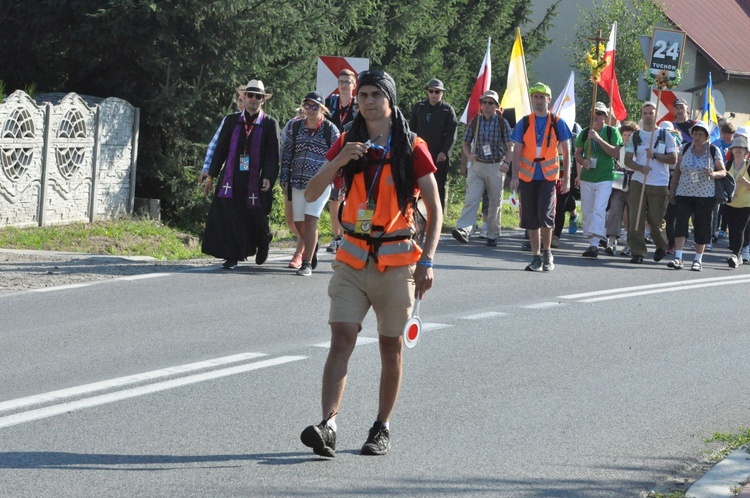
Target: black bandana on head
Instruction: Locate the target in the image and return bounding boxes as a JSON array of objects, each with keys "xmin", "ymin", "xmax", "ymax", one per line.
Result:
[{"xmin": 343, "ymin": 70, "xmax": 416, "ymax": 214}]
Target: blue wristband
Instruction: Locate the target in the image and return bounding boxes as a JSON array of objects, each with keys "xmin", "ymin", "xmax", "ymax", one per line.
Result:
[{"xmin": 416, "ymin": 260, "xmax": 433, "ymax": 268}]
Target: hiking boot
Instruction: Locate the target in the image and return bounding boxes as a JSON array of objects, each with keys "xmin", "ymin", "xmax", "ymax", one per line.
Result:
[
  {"xmin": 222, "ymin": 259, "xmax": 238, "ymax": 269},
  {"xmin": 653, "ymin": 247, "xmax": 666, "ymax": 262},
  {"xmin": 255, "ymin": 244, "xmax": 269, "ymax": 265},
  {"xmin": 582, "ymin": 246, "xmax": 598, "ymax": 258},
  {"xmin": 667, "ymin": 258, "xmax": 683, "ymax": 269},
  {"xmin": 297, "ymin": 261, "xmax": 312, "ymax": 276},
  {"xmin": 542, "ymin": 251, "xmax": 554, "ymax": 271},
  {"xmin": 486, "ymin": 238, "xmax": 497, "ymax": 247},
  {"xmin": 288, "ymin": 253, "xmax": 303, "ymax": 269},
  {"xmin": 551, "ymin": 235, "xmax": 560, "ymax": 248},
  {"xmin": 301, "ymin": 415, "xmax": 337, "ymax": 458},
  {"xmin": 525, "ymin": 254, "xmax": 543, "ymax": 272},
  {"xmin": 452, "ymin": 228, "xmax": 469, "ymax": 244},
  {"xmin": 361, "ymin": 422, "xmax": 390, "ymax": 456}
]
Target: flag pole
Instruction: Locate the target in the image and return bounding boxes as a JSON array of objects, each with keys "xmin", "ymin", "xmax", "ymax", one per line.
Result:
[
  {"xmin": 635, "ymin": 85, "xmax": 663, "ymax": 231},
  {"xmin": 586, "ymin": 30, "xmax": 607, "ymax": 166}
]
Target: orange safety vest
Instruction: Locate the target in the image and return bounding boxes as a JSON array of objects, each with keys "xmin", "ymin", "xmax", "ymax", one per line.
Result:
[
  {"xmin": 337, "ymin": 158, "xmax": 422, "ymax": 272},
  {"xmin": 518, "ymin": 112, "xmax": 560, "ymax": 182}
]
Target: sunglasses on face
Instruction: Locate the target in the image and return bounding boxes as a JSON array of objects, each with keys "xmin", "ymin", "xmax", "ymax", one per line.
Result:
[
  {"xmin": 428, "ymin": 89, "xmax": 442, "ymax": 95},
  {"xmin": 245, "ymin": 93, "xmax": 264, "ymax": 100},
  {"xmin": 481, "ymin": 101, "xmax": 497, "ymax": 106},
  {"xmin": 303, "ymin": 102, "xmax": 320, "ymax": 111},
  {"xmin": 595, "ymin": 111, "xmax": 607, "ymax": 116}
]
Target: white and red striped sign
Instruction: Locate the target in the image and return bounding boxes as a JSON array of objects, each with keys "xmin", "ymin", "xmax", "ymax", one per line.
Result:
[{"xmin": 316, "ymin": 56, "xmax": 369, "ymax": 98}]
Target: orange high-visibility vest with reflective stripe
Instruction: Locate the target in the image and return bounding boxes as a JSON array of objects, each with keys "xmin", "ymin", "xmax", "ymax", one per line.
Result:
[
  {"xmin": 518, "ymin": 112, "xmax": 560, "ymax": 182},
  {"xmin": 337, "ymin": 158, "xmax": 422, "ymax": 272}
]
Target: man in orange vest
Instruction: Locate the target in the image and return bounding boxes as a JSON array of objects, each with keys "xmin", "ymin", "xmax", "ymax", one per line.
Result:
[
  {"xmin": 510, "ymin": 82, "xmax": 573, "ymax": 271},
  {"xmin": 300, "ymin": 70, "xmax": 443, "ymax": 458}
]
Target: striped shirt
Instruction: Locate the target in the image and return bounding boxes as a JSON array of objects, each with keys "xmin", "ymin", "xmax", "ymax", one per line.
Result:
[{"xmin": 281, "ymin": 118, "xmax": 340, "ymax": 190}]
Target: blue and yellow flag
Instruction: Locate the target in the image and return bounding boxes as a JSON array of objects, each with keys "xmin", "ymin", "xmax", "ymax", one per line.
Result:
[{"xmin": 701, "ymin": 72, "xmax": 720, "ymax": 142}]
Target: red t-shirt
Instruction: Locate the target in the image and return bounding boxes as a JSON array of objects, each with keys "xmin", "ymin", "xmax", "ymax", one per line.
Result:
[{"xmin": 325, "ymin": 134, "xmax": 437, "ymax": 192}]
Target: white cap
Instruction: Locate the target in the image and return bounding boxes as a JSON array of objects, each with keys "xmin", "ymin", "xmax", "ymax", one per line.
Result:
[
  {"xmin": 736, "ymin": 126, "xmax": 749, "ymax": 139},
  {"xmin": 659, "ymin": 121, "xmax": 674, "ymax": 130}
]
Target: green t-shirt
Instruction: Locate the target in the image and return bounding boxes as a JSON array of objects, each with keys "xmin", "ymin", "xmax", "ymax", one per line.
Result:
[{"xmin": 575, "ymin": 125, "xmax": 624, "ymax": 183}]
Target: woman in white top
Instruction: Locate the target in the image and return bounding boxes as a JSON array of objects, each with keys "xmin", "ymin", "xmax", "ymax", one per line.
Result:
[{"xmin": 668, "ymin": 121, "xmax": 727, "ymax": 271}]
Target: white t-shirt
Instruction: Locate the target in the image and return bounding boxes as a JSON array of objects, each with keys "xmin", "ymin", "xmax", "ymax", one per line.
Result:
[{"xmin": 625, "ymin": 129, "xmax": 676, "ymax": 186}]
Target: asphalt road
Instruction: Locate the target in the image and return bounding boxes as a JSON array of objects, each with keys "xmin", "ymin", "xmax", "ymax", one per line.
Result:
[{"xmin": 1, "ymin": 234, "xmax": 749, "ymax": 497}]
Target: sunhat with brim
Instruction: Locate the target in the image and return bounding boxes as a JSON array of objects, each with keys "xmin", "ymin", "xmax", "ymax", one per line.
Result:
[
  {"xmin": 594, "ymin": 102, "xmax": 609, "ymax": 114},
  {"xmin": 690, "ymin": 120, "xmax": 710, "ymax": 135},
  {"xmin": 529, "ymin": 82, "xmax": 552, "ymax": 97},
  {"xmin": 236, "ymin": 79, "xmax": 272, "ymax": 99},
  {"xmin": 478, "ymin": 90, "xmax": 500, "ymax": 105},
  {"xmin": 731, "ymin": 135, "xmax": 748, "ymax": 149},
  {"xmin": 425, "ymin": 78, "xmax": 446, "ymax": 91}
]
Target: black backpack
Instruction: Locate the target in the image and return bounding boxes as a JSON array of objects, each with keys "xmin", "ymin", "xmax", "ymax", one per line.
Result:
[
  {"xmin": 579, "ymin": 125, "xmax": 614, "ymax": 146},
  {"xmin": 521, "ymin": 112, "xmax": 560, "ymax": 147}
]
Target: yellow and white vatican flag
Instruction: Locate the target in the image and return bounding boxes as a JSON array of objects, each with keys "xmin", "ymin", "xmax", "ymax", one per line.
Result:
[{"xmin": 500, "ymin": 28, "xmax": 531, "ymax": 117}]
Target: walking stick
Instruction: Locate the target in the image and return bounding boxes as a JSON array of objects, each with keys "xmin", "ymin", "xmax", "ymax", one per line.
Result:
[{"xmin": 634, "ymin": 86, "xmax": 664, "ymax": 231}]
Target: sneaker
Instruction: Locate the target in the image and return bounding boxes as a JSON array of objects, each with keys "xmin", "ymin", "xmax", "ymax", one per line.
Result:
[
  {"xmin": 604, "ymin": 246, "xmax": 615, "ymax": 256},
  {"xmin": 742, "ymin": 249, "xmax": 750, "ymax": 264},
  {"xmin": 525, "ymin": 254, "xmax": 543, "ymax": 272},
  {"xmin": 542, "ymin": 251, "xmax": 555, "ymax": 271},
  {"xmin": 568, "ymin": 214, "xmax": 579, "ymax": 235},
  {"xmin": 361, "ymin": 422, "xmax": 390, "ymax": 456},
  {"xmin": 705, "ymin": 243, "xmax": 713, "ymax": 252},
  {"xmin": 452, "ymin": 228, "xmax": 469, "ymax": 244},
  {"xmin": 598, "ymin": 239, "xmax": 608, "ymax": 249},
  {"xmin": 327, "ymin": 236, "xmax": 342, "ymax": 253},
  {"xmin": 630, "ymin": 255, "xmax": 644, "ymax": 264},
  {"xmin": 301, "ymin": 414, "xmax": 337, "ymax": 458},
  {"xmin": 551, "ymin": 235, "xmax": 560, "ymax": 249},
  {"xmin": 222, "ymin": 259, "xmax": 238, "ymax": 269},
  {"xmin": 486, "ymin": 238, "xmax": 497, "ymax": 247},
  {"xmin": 666, "ymin": 243, "xmax": 675, "ymax": 255},
  {"xmin": 311, "ymin": 242, "xmax": 320, "ymax": 269},
  {"xmin": 297, "ymin": 261, "xmax": 312, "ymax": 276},
  {"xmin": 691, "ymin": 260, "xmax": 702, "ymax": 271},
  {"xmin": 718, "ymin": 230, "xmax": 728, "ymax": 239},
  {"xmin": 728, "ymin": 254, "xmax": 740, "ymax": 268},
  {"xmin": 620, "ymin": 247, "xmax": 631, "ymax": 257},
  {"xmin": 478, "ymin": 228, "xmax": 488, "ymax": 240},
  {"xmin": 653, "ymin": 247, "xmax": 666, "ymax": 262},
  {"xmin": 582, "ymin": 246, "xmax": 598, "ymax": 258},
  {"xmin": 288, "ymin": 253, "xmax": 303, "ymax": 269},
  {"xmin": 255, "ymin": 244, "xmax": 269, "ymax": 265},
  {"xmin": 667, "ymin": 258, "xmax": 684, "ymax": 269}
]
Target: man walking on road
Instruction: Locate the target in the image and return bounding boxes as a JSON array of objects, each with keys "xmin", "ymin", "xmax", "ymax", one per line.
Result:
[
  {"xmin": 300, "ymin": 70, "xmax": 443, "ymax": 457},
  {"xmin": 510, "ymin": 82, "xmax": 572, "ymax": 271},
  {"xmin": 409, "ymin": 78, "xmax": 458, "ymax": 210},
  {"xmin": 452, "ymin": 90, "xmax": 513, "ymax": 247}
]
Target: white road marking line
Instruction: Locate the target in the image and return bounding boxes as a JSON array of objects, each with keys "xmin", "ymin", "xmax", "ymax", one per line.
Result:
[
  {"xmin": 521, "ymin": 302, "xmax": 566, "ymax": 310},
  {"xmin": 559, "ymin": 274, "xmax": 750, "ymax": 300},
  {"xmin": 422, "ymin": 323, "xmax": 453, "ymax": 331},
  {"xmin": 0, "ymin": 356, "xmax": 306, "ymax": 429},
  {"xmin": 579, "ymin": 278, "xmax": 750, "ymax": 303},
  {"xmin": 0, "ymin": 352, "xmax": 266, "ymax": 413},
  {"xmin": 459, "ymin": 311, "xmax": 508, "ymax": 320},
  {"xmin": 118, "ymin": 273, "xmax": 172, "ymax": 281},
  {"xmin": 312, "ymin": 337, "xmax": 379, "ymax": 348},
  {"xmin": 32, "ymin": 283, "xmax": 93, "ymax": 293}
]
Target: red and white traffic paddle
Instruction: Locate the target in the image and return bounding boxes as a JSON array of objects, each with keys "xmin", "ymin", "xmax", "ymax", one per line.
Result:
[{"xmin": 403, "ymin": 294, "xmax": 423, "ymax": 348}]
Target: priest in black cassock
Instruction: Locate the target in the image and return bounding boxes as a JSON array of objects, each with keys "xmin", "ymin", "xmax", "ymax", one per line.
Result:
[{"xmin": 202, "ymin": 79, "xmax": 280, "ymax": 269}]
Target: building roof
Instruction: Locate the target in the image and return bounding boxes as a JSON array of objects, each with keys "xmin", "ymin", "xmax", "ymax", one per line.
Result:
[{"xmin": 658, "ymin": 0, "xmax": 750, "ymax": 77}]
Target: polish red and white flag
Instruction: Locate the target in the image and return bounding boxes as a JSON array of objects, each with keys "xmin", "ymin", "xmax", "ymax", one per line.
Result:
[
  {"xmin": 598, "ymin": 22, "xmax": 627, "ymax": 121},
  {"xmin": 460, "ymin": 37, "xmax": 492, "ymax": 124}
]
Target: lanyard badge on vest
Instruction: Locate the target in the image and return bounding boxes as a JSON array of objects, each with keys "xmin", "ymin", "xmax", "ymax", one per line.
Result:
[{"xmin": 356, "ymin": 134, "xmax": 392, "ymax": 234}]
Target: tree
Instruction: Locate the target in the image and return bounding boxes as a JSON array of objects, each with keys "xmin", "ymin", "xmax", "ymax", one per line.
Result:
[{"xmin": 569, "ymin": 0, "xmax": 669, "ymax": 125}]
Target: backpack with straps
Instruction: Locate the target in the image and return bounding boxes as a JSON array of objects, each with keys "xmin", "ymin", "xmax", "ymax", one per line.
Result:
[
  {"xmin": 521, "ymin": 112, "xmax": 560, "ymax": 145},
  {"xmin": 579, "ymin": 125, "xmax": 614, "ymax": 146},
  {"xmin": 681, "ymin": 142, "xmax": 735, "ymax": 203},
  {"xmin": 631, "ymin": 128, "xmax": 666, "ymax": 155}
]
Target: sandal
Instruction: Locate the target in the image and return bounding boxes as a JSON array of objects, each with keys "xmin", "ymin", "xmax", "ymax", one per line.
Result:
[
  {"xmin": 691, "ymin": 260, "xmax": 702, "ymax": 272},
  {"xmin": 288, "ymin": 252, "xmax": 303, "ymax": 269}
]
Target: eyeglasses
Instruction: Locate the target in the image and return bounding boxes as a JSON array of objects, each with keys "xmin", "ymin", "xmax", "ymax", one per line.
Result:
[
  {"xmin": 428, "ymin": 89, "xmax": 442, "ymax": 94},
  {"xmin": 338, "ymin": 80, "xmax": 354, "ymax": 85},
  {"xmin": 595, "ymin": 111, "xmax": 607, "ymax": 116},
  {"xmin": 303, "ymin": 102, "xmax": 320, "ymax": 111},
  {"xmin": 245, "ymin": 93, "xmax": 264, "ymax": 100},
  {"xmin": 481, "ymin": 101, "xmax": 497, "ymax": 106}
]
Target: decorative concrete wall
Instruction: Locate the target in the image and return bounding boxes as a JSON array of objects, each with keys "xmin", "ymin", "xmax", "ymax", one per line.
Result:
[{"xmin": 0, "ymin": 90, "xmax": 139, "ymax": 227}]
